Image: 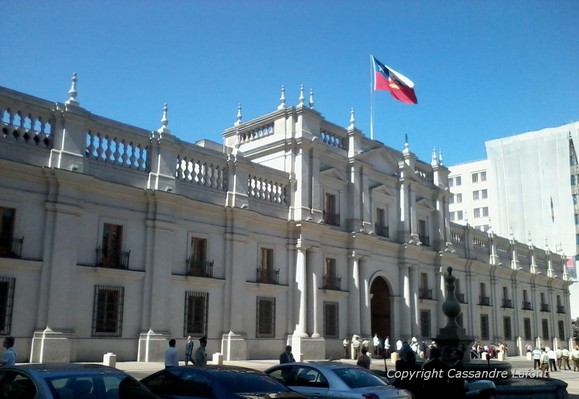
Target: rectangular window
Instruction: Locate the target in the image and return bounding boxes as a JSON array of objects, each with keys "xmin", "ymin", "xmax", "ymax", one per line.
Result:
[
  {"xmin": 456, "ymin": 193, "xmax": 462, "ymax": 203},
  {"xmin": 472, "ymin": 173, "xmax": 478, "ymax": 183},
  {"xmin": 99, "ymin": 223, "xmax": 127, "ymax": 269},
  {"xmin": 257, "ymin": 248, "xmax": 277, "ymax": 283},
  {"xmin": 481, "ymin": 314, "xmax": 489, "ymax": 340},
  {"xmin": 323, "ymin": 302, "xmax": 339, "ymax": 338},
  {"xmin": 457, "ymin": 211, "xmax": 463, "ymax": 220},
  {"xmin": 92, "ymin": 286, "xmax": 124, "ymax": 337},
  {"xmin": 450, "ymin": 212, "xmax": 456, "ymax": 221},
  {"xmin": 375, "ymin": 208, "xmax": 389, "ymax": 237},
  {"xmin": 256, "ymin": 297, "xmax": 275, "ymax": 338},
  {"xmin": 524, "ymin": 318, "xmax": 532, "ymax": 340},
  {"xmin": 188, "ymin": 237, "xmax": 211, "ymax": 276},
  {"xmin": 418, "ymin": 219, "xmax": 429, "ymax": 246},
  {"xmin": 184, "ymin": 292, "xmax": 208, "ymax": 336},
  {"xmin": 473, "ymin": 191, "xmax": 480, "ymax": 200},
  {"xmin": 558, "ymin": 320, "xmax": 565, "ymax": 341},
  {"xmin": 542, "ymin": 319, "xmax": 549, "ymax": 340},
  {"xmin": 474, "ymin": 208, "xmax": 481, "ymax": 218},
  {"xmin": 0, "ymin": 277, "xmax": 15, "ymax": 334},
  {"xmin": 481, "ymin": 189, "xmax": 488, "ymax": 199},
  {"xmin": 455, "ymin": 176, "xmax": 462, "ymax": 186},
  {"xmin": 449, "ymin": 178, "xmax": 454, "ymax": 187},
  {"xmin": 481, "ymin": 171, "xmax": 487, "ymax": 181},
  {"xmin": 324, "ymin": 193, "xmax": 339, "ymax": 226},
  {"xmin": 324, "ymin": 258, "xmax": 340, "ymax": 290},
  {"xmin": 0, "ymin": 208, "xmax": 18, "ymax": 258},
  {"xmin": 449, "ymin": 196, "xmax": 454, "ymax": 204},
  {"xmin": 420, "ymin": 310, "xmax": 431, "ymax": 338},
  {"xmin": 503, "ymin": 316, "xmax": 512, "ymax": 340},
  {"xmin": 482, "ymin": 207, "xmax": 489, "ymax": 217}
]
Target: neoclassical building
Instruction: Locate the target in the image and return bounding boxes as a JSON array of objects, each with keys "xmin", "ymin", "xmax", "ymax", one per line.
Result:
[{"xmin": 0, "ymin": 80, "xmax": 573, "ymax": 363}]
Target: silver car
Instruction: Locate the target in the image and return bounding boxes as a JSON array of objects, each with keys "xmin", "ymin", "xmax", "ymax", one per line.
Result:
[{"xmin": 265, "ymin": 361, "xmax": 414, "ymax": 399}]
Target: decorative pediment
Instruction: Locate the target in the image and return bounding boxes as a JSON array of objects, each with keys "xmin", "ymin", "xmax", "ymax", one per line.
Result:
[
  {"xmin": 416, "ymin": 196, "xmax": 435, "ymax": 210},
  {"xmin": 370, "ymin": 184, "xmax": 396, "ymax": 198},
  {"xmin": 398, "ymin": 161, "xmax": 423, "ymax": 184},
  {"xmin": 320, "ymin": 167, "xmax": 348, "ymax": 184},
  {"xmin": 357, "ymin": 147, "xmax": 399, "ymax": 177}
]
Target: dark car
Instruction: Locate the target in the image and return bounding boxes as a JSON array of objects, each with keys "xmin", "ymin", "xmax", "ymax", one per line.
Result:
[
  {"xmin": 0, "ymin": 363, "xmax": 159, "ymax": 399},
  {"xmin": 140, "ymin": 365, "xmax": 308, "ymax": 399},
  {"xmin": 265, "ymin": 361, "xmax": 414, "ymax": 399}
]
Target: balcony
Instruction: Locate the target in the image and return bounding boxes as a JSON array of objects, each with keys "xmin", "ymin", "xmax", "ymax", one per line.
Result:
[
  {"xmin": 420, "ymin": 235, "xmax": 430, "ymax": 246},
  {"xmin": 374, "ymin": 224, "xmax": 389, "ymax": 238},
  {"xmin": 478, "ymin": 296, "xmax": 491, "ymax": 306},
  {"xmin": 522, "ymin": 301, "xmax": 533, "ymax": 310},
  {"xmin": 0, "ymin": 236, "xmax": 23, "ymax": 259},
  {"xmin": 419, "ymin": 288, "xmax": 433, "ymax": 300},
  {"xmin": 95, "ymin": 248, "xmax": 131, "ymax": 269},
  {"xmin": 540, "ymin": 303, "xmax": 550, "ymax": 312},
  {"xmin": 256, "ymin": 268, "xmax": 279, "ymax": 284},
  {"xmin": 502, "ymin": 299, "xmax": 513, "ymax": 308},
  {"xmin": 323, "ymin": 275, "xmax": 342, "ymax": 290},
  {"xmin": 186, "ymin": 259, "xmax": 214, "ymax": 277},
  {"xmin": 557, "ymin": 305, "xmax": 565, "ymax": 314},
  {"xmin": 456, "ymin": 293, "xmax": 466, "ymax": 303},
  {"xmin": 323, "ymin": 212, "xmax": 340, "ymax": 226}
]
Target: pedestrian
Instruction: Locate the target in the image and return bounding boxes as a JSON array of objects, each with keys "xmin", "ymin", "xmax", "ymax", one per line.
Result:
[
  {"xmin": 185, "ymin": 335, "xmax": 194, "ymax": 365},
  {"xmin": 572, "ymin": 346, "xmax": 579, "ymax": 372},
  {"xmin": 357, "ymin": 347, "xmax": 371, "ymax": 369},
  {"xmin": 561, "ymin": 347, "xmax": 570, "ymax": 370},
  {"xmin": 540, "ymin": 348, "xmax": 550, "ymax": 377},
  {"xmin": 1, "ymin": 336, "xmax": 16, "ymax": 366},
  {"xmin": 373, "ymin": 333, "xmax": 380, "ymax": 357},
  {"xmin": 279, "ymin": 345, "xmax": 295, "ymax": 364},
  {"xmin": 352, "ymin": 335, "xmax": 361, "ymax": 359},
  {"xmin": 532, "ymin": 347, "xmax": 541, "ymax": 370},
  {"xmin": 448, "ymin": 349, "xmax": 466, "ymax": 399},
  {"xmin": 342, "ymin": 337, "xmax": 350, "ymax": 359},
  {"xmin": 194, "ymin": 336, "xmax": 208, "ymax": 367},
  {"xmin": 547, "ymin": 347, "xmax": 557, "ymax": 371},
  {"xmin": 556, "ymin": 347, "xmax": 562, "ymax": 369},
  {"xmin": 384, "ymin": 336, "xmax": 391, "ymax": 358},
  {"xmin": 164, "ymin": 338, "xmax": 179, "ymax": 368},
  {"xmin": 421, "ymin": 346, "xmax": 448, "ymax": 396},
  {"xmin": 393, "ymin": 345, "xmax": 421, "ymax": 398}
]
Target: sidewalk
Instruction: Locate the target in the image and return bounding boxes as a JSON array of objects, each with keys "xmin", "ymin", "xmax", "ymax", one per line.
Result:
[{"xmin": 114, "ymin": 355, "xmax": 579, "ymax": 397}]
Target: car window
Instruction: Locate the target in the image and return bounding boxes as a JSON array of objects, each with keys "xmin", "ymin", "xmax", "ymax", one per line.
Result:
[
  {"xmin": 267, "ymin": 366, "xmax": 295, "ymax": 384},
  {"xmin": 293, "ymin": 367, "xmax": 328, "ymax": 388},
  {"xmin": 0, "ymin": 371, "xmax": 37, "ymax": 399},
  {"xmin": 214, "ymin": 370, "xmax": 292, "ymax": 393},
  {"xmin": 45, "ymin": 373, "xmax": 156, "ymax": 399},
  {"xmin": 143, "ymin": 369, "xmax": 213, "ymax": 398},
  {"xmin": 334, "ymin": 367, "xmax": 387, "ymax": 388}
]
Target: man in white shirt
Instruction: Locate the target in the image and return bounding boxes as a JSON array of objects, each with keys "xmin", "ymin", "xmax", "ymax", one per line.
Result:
[
  {"xmin": 532, "ymin": 347, "xmax": 541, "ymax": 370},
  {"xmin": 1, "ymin": 336, "xmax": 16, "ymax": 366},
  {"xmin": 164, "ymin": 339, "xmax": 179, "ymax": 368}
]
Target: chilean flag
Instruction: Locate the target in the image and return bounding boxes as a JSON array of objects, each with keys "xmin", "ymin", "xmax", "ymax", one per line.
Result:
[{"xmin": 372, "ymin": 56, "xmax": 418, "ymax": 104}]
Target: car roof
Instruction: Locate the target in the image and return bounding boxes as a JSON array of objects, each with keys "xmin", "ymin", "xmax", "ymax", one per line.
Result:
[
  {"xmin": 5, "ymin": 363, "xmax": 125, "ymax": 376},
  {"xmin": 272, "ymin": 361, "xmax": 360, "ymax": 369},
  {"xmin": 172, "ymin": 365, "xmax": 264, "ymax": 373}
]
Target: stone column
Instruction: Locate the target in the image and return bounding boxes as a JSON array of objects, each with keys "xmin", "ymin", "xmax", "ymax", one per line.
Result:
[
  {"xmin": 348, "ymin": 252, "xmax": 361, "ymax": 335},
  {"xmin": 360, "ymin": 258, "xmax": 372, "ymax": 338},
  {"xmin": 308, "ymin": 248, "xmax": 322, "ymax": 337},
  {"xmin": 294, "ymin": 245, "xmax": 308, "ymax": 337},
  {"xmin": 490, "ymin": 272, "xmax": 500, "ymax": 341},
  {"xmin": 399, "ymin": 264, "xmax": 412, "ymax": 336},
  {"xmin": 409, "ymin": 265, "xmax": 419, "ymax": 337}
]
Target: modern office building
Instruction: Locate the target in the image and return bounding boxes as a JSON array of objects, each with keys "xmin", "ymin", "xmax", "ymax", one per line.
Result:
[{"xmin": 0, "ymin": 80, "xmax": 573, "ymax": 363}]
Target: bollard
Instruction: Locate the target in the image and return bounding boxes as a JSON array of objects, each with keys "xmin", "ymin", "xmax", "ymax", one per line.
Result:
[{"xmin": 103, "ymin": 352, "xmax": 117, "ymax": 368}]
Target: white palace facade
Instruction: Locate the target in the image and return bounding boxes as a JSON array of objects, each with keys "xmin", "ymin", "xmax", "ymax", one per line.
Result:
[{"xmin": 0, "ymin": 80, "xmax": 574, "ymax": 363}]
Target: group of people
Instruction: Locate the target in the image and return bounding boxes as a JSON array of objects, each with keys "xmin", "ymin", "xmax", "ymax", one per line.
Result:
[
  {"xmin": 470, "ymin": 342, "xmax": 508, "ymax": 359},
  {"xmin": 164, "ymin": 335, "xmax": 208, "ymax": 368},
  {"xmin": 394, "ymin": 340, "xmax": 467, "ymax": 399},
  {"xmin": 531, "ymin": 345, "xmax": 579, "ymax": 376}
]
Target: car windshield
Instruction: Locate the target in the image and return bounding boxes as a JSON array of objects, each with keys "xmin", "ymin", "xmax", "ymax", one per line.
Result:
[
  {"xmin": 45, "ymin": 373, "xmax": 155, "ymax": 399},
  {"xmin": 333, "ymin": 367, "xmax": 389, "ymax": 389}
]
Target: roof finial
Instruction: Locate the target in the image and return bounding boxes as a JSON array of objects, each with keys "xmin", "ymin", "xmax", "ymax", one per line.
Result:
[
  {"xmin": 438, "ymin": 149, "xmax": 443, "ymax": 164},
  {"xmin": 431, "ymin": 147, "xmax": 437, "ymax": 165},
  {"xmin": 309, "ymin": 89, "xmax": 314, "ymax": 109},
  {"xmin": 299, "ymin": 84, "xmax": 305, "ymax": 106},
  {"xmin": 349, "ymin": 108, "xmax": 355, "ymax": 129},
  {"xmin": 234, "ymin": 103, "xmax": 242, "ymax": 126},
  {"xmin": 66, "ymin": 72, "xmax": 79, "ymax": 105},
  {"xmin": 157, "ymin": 103, "xmax": 171, "ymax": 134},
  {"xmin": 403, "ymin": 133, "xmax": 410, "ymax": 154},
  {"xmin": 278, "ymin": 85, "xmax": 286, "ymax": 110}
]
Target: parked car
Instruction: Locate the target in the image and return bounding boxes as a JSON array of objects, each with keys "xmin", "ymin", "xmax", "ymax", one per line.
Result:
[
  {"xmin": 140, "ymin": 365, "xmax": 308, "ymax": 399},
  {"xmin": 265, "ymin": 361, "xmax": 414, "ymax": 399},
  {"xmin": 0, "ymin": 363, "xmax": 159, "ymax": 399}
]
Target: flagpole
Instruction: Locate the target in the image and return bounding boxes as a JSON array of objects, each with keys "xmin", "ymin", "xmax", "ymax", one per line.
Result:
[{"xmin": 370, "ymin": 54, "xmax": 374, "ymax": 140}]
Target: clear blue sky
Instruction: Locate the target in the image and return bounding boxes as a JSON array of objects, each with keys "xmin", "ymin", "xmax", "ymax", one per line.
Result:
[{"xmin": 2, "ymin": 0, "xmax": 578, "ymax": 166}]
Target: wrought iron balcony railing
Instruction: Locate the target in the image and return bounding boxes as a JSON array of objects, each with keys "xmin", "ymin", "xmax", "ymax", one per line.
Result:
[
  {"xmin": 502, "ymin": 299, "xmax": 513, "ymax": 308},
  {"xmin": 455, "ymin": 293, "xmax": 466, "ymax": 303},
  {"xmin": 374, "ymin": 224, "xmax": 389, "ymax": 238},
  {"xmin": 323, "ymin": 212, "xmax": 340, "ymax": 226},
  {"xmin": 419, "ymin": 288, "xmax": 433, "ymax": 300},
  {"xmin": 95, "ymin": 248, "xmax": 131, "ymax": 269},
  {"xmin": 479, "ymin": 296, "xmax": 491, "ymax": 306},
  {"xmin": 0, "ymin": 236, "xmax": 23, "ymax": 259},
  {"xmin": 256, "ymin": 268, "xmax": 279, "ymax": 284},
  {"xmin": 557, "ymin": 305, "xmax": 565, "ymax": 314},
  {"xmin": 323, "ymin": 275, "xmax": 342, "ymax": 290},
  {"xmin": 186, "ymin": 259, "xmax": 214, "ymax": 277},
  {"xmin": 522, "ymin": 301, "xmax": 533, "ymax": 310},
  {"xmin": 540, "ymin": 303, "xmax": 550, "ymax": 312}
]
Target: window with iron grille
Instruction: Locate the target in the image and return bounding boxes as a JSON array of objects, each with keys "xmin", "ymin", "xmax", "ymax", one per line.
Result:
[
  {"xmin": 323, "ymin": 302, "xmax": 339, "ymax": 338},
  {"xmin": 503, "ymin": 316, "xmax": 512, "ymax": 340},
  {"xmin": 323, "ymin": 193, "xmax": 339, "ymax": 226},
  {"xmin": 92, "ymin": 286, "xmax": 124, "ymax": 337},
  {"xmin": 0, "ymin": 277, "xmax": 15, "ymax": 334},
  {"xmin": 188, "ymin": 237, "xmax": 210, "ymax": 276},
  {"xmin": 480, "ymin": 314, "xmax": 489, "ymax": 340},
  {"xmin": 256, "ymin": 297, "xmax": 275, "ymax": 338},
  {"xmin": 184, "ymin": 292, "xmax": 208, "ymax": 336},
  {"xmin": 558, "ymin": 320, "xmax": 565, "ymax": 341},
  {"xmin": 420, "ymin": 310, "xmax": 431, "ymax": 338},
  {"xmin": 524, "ymin": 318, "xmax": 532, "ymax": 340},
  {"xmin": 98, "ymin": 223, "xmax": 129, "ymax": 269},
  {"xmin": 542, "ymin": 318, "xmax": 549, "ymax": 340}
]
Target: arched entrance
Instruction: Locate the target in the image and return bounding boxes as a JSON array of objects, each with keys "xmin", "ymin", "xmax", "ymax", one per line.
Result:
[{"xmin": 370, "ymin": 277, "xmax": 391, "ymax": 342}]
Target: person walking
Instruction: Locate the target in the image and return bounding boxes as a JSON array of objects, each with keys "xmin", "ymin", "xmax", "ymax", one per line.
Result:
[
  {"xmin": 547, "ymin": 347, "xmax": 558, "ymax": 371},
  {"xmin": 185, "ymin": 336, "xmax": 194, "ymax": 365},
  {"xmin": 164, "ymin": 339, "xmax": 179, "ymax": 368},
  {"xmin": 194, "ymin": 336, "xmax": 208, "ymax": 367},
  {"xmin": 279, "ymin": 345, "xmax": 295, "ymax": 364},
  {"xmin": 572, "ymin": 346, "xmax": 579, "ymax": 372},
  {"xmin": 532, "ymin": 347, "xmax": 541, "ymax": 370},
  {"xmin": 561, "ymin": 347, "xmax": 570, "ymax": 370},
  {"xmin": 1, "ymin": 336, "xmax": 16, "ymax": 366}
]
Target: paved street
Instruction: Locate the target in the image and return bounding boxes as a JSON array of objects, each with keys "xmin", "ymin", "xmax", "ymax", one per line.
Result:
[{"xmin": 114, "ymin": 355, "xmax": 579, "ymax": 398}]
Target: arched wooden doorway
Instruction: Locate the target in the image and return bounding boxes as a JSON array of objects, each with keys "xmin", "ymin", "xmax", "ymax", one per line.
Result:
[{"xmin": 370, "ymin": 277, "xmax": 391, "ymax": 342}]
